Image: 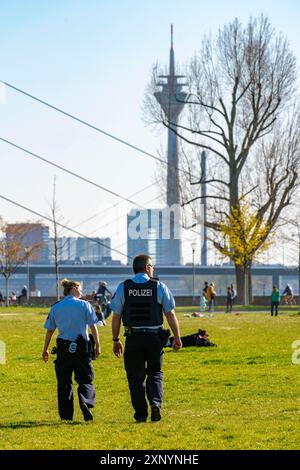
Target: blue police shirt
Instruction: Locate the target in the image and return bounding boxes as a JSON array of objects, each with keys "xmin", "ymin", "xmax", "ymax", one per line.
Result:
[
  {"xmin": 44, "ymin": 295, "xmax": 98, "ymax": 341},
  {"xmin": 110, "ymin": 273, "xmax": 175, "ymax": 328}
]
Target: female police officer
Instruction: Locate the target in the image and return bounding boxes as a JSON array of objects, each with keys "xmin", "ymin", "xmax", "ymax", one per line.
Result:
[
  {"xmin": 42, "ymin": 278, "xmax": 100, "ymax": 421},
  {"xmin": 111, "ymin": 254, "xmax": 182, "ymax": 423}
]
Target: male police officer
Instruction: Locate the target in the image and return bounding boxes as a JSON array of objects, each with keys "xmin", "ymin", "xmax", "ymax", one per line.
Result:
[
  {"xmin": 42, "ymin": 278, "xmax": 100, "ymax": 422},
  {"xmin": 111, "ymin": 254, "xmax": 182, "ymax": 423}
]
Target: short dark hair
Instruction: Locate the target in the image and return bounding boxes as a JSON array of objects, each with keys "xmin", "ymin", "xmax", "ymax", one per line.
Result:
[{"xmin": 133, "ymin": 254, "xmax": 152, "ymax": 274}]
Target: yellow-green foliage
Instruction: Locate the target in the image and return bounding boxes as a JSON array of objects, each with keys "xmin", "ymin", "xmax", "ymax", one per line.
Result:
[{"xmin": 219, "ymin": 204, "xmax": 271, "ymax": 267}]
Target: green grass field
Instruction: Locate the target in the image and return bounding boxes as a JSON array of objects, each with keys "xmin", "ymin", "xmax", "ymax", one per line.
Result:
[{"xmin": 0, "ymin": 305, "xmax": 300, "ymax": 450}]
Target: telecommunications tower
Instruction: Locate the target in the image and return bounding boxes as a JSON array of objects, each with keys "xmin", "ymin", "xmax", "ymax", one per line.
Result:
[{"xmin": 154, "ymin": 25, "xmax": 188, "ymax": 265}]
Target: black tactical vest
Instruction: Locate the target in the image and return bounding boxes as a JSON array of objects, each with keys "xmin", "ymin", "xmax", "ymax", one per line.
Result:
[{"xmin": 122, "ymin": 279, "xmax": 163, "ymax": 327}]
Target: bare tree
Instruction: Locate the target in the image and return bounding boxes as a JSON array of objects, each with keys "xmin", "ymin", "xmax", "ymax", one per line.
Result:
[
  {"xmin": 48, "ymin": 178, "xmax": 69, "ymax": 301},
  {"xmin": 0, "ymin": 219, "xmax": 43, "ymax": 306},
  {"xmin": 145, "ymin": 15, "xmax": 300, "ymax": 303}
]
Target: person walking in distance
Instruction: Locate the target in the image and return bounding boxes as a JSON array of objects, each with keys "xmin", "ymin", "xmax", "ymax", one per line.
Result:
[
  {"xmin": 110, "ymin": 254, "xmax": 182, "ymax": 423},
  {"xmin": 42, "ymin": 278, "xmax": 100, "ymax": 422},
  {"xmin": 207, "ymin": 282, "xmax": 217, "ymax": 312},
  {"xmin": 225, "ymin": 286, "xmax": 234, "ymax": 313},
  {"xmin": 271, "ymin": 286, "xmax": 281, "ymax": 316}
]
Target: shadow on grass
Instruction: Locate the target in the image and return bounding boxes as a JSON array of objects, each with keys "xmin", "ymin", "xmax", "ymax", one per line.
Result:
[{"xmin": 0, "ymin": 420, "xmax": 83, "ymax": 430}]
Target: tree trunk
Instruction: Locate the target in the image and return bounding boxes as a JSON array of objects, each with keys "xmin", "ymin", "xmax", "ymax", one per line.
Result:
[
  {"xmin": 248, "ymin": 266, "xmax": 254, "ymax": 305},
  {"xmin": 55, "ymin": 259, "xmax": 60, "ymax": 301},
  {"xmin": 235, "ymin": 264, "xmax": 253, "ymax": 305},
  {"xmin": 235, "ymin": 264, "xmax": 244, "ymax": 304}
]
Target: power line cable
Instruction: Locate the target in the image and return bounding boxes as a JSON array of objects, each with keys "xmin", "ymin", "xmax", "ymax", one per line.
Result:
[
  {"xmin": 1, "ymin": 80, "xmax": 188, "ymax": 174},
  {"xmin": 84, "ymin": 196, "xmax": 161, "ymax": 238},
  {"xmin": 0, "ymin": 83, "xmax": 204, "ymax": 233},
  {"xmin": 61, "ymin": 179, "xmax": 163, "ymax": 235},
  {"xmin": 0, "ymin": 192, "xmax": 200, "ymax": 264},
  {"xmin": 113, "ymin": 225, "xmax": 200, "ymax": 252},
  {"xmin": 0, "ymin": 135, "xmax": 169, "ymax": 238},
  {"xmin": 0, "ymin": 193, "xmax": 131, "ymax": 260},
  {"xmin": 0, "ymin": 135, "xmax": 200, "ymax": 238},
  {"xmin": 0, "ymin": 136, "xmax": 146, "ymax": 209}
]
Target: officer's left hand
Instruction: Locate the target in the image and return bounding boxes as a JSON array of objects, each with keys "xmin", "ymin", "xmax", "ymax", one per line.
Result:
[
  {"xmin": 42, "ymin": 350, "xmax": 49, "ymax": 362},
  {"xmin": 113, "ymin": 340, "xmax": 123, "ymax": 358}
]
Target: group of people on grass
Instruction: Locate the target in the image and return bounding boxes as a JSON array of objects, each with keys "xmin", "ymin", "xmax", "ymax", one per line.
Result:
[
  {"xmin": 200, "ymin": 281, "xmax": 237, "ymax": 314},
  {"xmin": 0, "ymin": 285, "xmax": 28, "ymax": 306},
  {"xmin": 198, "ymin": 281, "xmax": 296, "ymax": 316},
  {"xmin": 271, "ymin": 284, "xmax": 296, "ymax": 316}
]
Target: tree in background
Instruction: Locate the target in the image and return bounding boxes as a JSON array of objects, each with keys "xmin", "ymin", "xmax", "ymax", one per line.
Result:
[
  {"xmin": 217, "ymin": 203, "xmax": 272, "ymax": 304},
  {"xmin": 0, "ymin": 219, "xmax": 43, "ymax": 306},
  {"xmin": 145, "ymin": 15, "xmax": 300, "ymax": 303},
  {"xmin": 48, "ymin": 177, "xmax": 69, "ymax": 302}
]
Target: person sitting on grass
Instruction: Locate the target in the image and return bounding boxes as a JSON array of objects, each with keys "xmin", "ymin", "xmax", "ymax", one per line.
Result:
[{"xmin": 95, "ymin": 304, "xmax": 106, "ymax": 326}]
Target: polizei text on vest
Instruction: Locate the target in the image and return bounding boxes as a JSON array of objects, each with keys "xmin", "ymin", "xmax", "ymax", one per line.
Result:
[{"xmin": 128, "ymin": 289, "xmax": 153, "ymax": 296}]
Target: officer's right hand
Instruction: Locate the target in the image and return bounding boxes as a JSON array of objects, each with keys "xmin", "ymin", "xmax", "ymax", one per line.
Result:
[
  {"xmin": 95, "ymin": 345, "xmax": 101, "ymax": 358},
  {"xmin": 113, "ymin": 340, "xmax": 123, "ymax": 358},
  {"xmin": 172, "ymin": 338, "xmax": 182, "ymax": 351},
  {"xmin": 42, "ymin": 350, "xmax": 49, "ymax": 362}
]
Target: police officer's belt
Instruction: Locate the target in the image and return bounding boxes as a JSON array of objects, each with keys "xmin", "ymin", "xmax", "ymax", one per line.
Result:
[
  {"xmin": 130, "ymin": 327, "xmax": 163, "ymax": 334},
  {"xmin": 57, "ymin": 336, "xmax": 89, "ymax": 354}
]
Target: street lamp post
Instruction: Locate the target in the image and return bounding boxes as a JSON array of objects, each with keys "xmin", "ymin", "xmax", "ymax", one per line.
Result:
[
  {"xmin": 27, "ymin": 257, "xmax": 30, "ymax": 302},
  {"xmin": 24, "ymin": 247, "xmax": 30, "ymax": 302},
  {"xmin": 192, "ymin": 244, "xmax": 196, "ymax": 305}
]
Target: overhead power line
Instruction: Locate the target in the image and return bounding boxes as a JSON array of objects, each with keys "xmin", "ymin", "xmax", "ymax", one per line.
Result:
[
  {"xmin": 0, "ymin": 135, "xmax": 200, "ymax": 238},
  {"xmin": 83, "ymin": 195, "xmax": 161, "ymax": 238},
  {"xmin": 62, "ymin": 179, "xmax": 163, "ymax": 235},
  {"xmin": 0, "ymin": 193, "xmax": 131, "ymax": 260},
  {"xmin": 1, "ymin": 80, "xmax": 181, "ymax": 171},
  {"xmin": 0, "ymin": 136, "xmax": 146, "ymax": 209}
]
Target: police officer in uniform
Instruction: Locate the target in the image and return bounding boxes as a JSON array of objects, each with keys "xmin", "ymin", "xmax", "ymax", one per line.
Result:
[
  {"xmin": 111, "ymin": 254, "xmax": 182, "ymax": 423},
  {"xmin": 42, "ymin": 278, "xmax": 100, "ymax": 421}
]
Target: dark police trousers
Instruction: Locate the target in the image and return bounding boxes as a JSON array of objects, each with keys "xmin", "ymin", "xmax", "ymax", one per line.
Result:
[
  {"xmin": 54, "ymin": 339, "xmax": 95, "ymax": 420},
  {"xmin": 124, "ymin": 332, "xmax": 163, "ymax": 419}
]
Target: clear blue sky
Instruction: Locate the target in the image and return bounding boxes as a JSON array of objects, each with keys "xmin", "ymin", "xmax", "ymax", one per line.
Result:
[{"xmin": 0, "ymin": 0, "xmax": 299, "ymax": 263}]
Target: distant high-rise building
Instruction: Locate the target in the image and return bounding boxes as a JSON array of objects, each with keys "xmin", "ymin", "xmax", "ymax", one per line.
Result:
[
  {"xmin": 48, "ymin": 237, "xmax": 77, "ymax": 263},
  {"xmin": 48, "ymin": 236, "xmax": 112, "ymax": 264},
  {"xmin": 127, "ymin": 208, "xmax": 181, "ymax": 266},
  {"xmin": 76, "ymin": 237, "xmax": 111, "ymax": 264},
  {"xmin": 6, "ymin": 223, "xmax": 50, "ymax": 263}
]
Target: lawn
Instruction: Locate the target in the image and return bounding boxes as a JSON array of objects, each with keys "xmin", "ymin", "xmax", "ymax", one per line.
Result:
[{"xmin": 0, "ymin": 305, "xmax": 300, "ymax": 450}]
